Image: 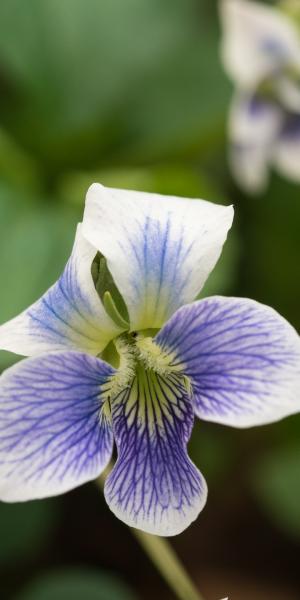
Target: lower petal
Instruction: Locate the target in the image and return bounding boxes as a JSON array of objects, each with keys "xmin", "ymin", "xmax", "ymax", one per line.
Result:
[
  {"xmin": 0, "ymin": 352, "xmax": 115, "ymax": 501},
  {"xmin": 155, "ymin": 297, "xmax": 300, "ymax": 428},
  {"xmin": 104, "ymin": 366, "xmax": 207, "ymax": 536}
]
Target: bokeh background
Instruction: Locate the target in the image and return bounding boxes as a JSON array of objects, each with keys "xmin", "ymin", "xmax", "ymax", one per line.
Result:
[{"xmin": 0, "ymin": 1, "xmax": 299, "ymax": 599}]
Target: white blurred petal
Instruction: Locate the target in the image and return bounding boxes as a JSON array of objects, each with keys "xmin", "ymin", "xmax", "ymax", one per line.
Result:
[
  {"xmin": 273, "ymin": 114, "xmax": 300, "ymax": 182},
  {"xmin": 220, "ymin": 0, "xmax": 300, "ymax": 89},
  {"xmin": 228, "ymin": 93, "xmax": 282, "ymax": 193},
  {"xmin": 275, "ymin": 75, "xmax": 300, "ymax": 112}
]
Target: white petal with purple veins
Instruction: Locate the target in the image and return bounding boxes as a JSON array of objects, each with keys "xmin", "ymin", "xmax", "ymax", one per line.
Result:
[
  {"xmin": 155, "ymin": 297, "xmax": 300, "ymax": 428},
  {"xmin": 104, "ymin": 365, "xmax": 207, "ymax": 536},
  {"xmin": 0, "ymin": 351, "xmax": 115, "ymax": 501},
  {"xmin": 82, "ymin": 183, "xmax": 233, "ymax": 331},
  {"xmin": 0, "ymin": 226, "xmax": 122, "ymax": 357}
]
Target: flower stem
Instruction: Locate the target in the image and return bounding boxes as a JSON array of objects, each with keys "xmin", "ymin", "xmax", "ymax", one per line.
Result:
[
  {"xmin": 131, "ymin": 527, "xmax": 205, "ymax": 600},
  {"xmin": 96, "ymin": 472, "xmax": 205, "ymax": 600}
]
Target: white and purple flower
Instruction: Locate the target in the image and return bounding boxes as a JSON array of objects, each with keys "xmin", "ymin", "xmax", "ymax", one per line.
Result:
[
  {"xmin": 0, "ymin": 184, "xmax": 299, "ymax": 536},
  {"xmin": 220, "ymin": 0, "xmax": 300, "ymax": 193}
]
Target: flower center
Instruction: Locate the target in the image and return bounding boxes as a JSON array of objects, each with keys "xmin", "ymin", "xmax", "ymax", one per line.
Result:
[
  {"xmin": 118, "ymin": 362, "xmax": 191, "ymax": 434},
  {"xmin": 101, "ymin": 333, "xmax": 189, "ymax": 407}
]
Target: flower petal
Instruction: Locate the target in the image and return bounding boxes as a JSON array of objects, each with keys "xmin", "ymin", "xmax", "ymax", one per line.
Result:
[
  {"xmin": 155, "ymin": 297, "xmax": 300, "ymax": 428},
  {"xmin": 228, "ymin": 93, "xmax": 282, "ymax": 193},
  {"xmin": 82, "ymin": 183, "xmax": 233, "ymax": 330},
  {"xmin": 220, "ymin": 0, "xmax": 300, "ymax": 89},
  {"xmin": 104, "ymin": 365, "xmax": 207, "ymax": 536},
  {"xmin": 0, "ymin": 225, "xmax": 122, "ymax": 357},
  {"xmin": 273, "ymin": 114, "xmax": 300, "ymax": 183},
  {"xmin": 0, "ymin": 351, "xmax": 115, "ymax": 501}
]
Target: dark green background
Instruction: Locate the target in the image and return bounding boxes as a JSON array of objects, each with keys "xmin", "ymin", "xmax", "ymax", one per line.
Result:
[{"xmin": 0, "ymin": 1, "xmax": 299, "ymax": 598}]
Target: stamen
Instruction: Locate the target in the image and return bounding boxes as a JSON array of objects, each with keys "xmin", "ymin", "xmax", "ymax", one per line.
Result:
[
  {"xmin": 135, "ymin": 336, "xmax": 180, "ymax": 376},
  {"xmin": 102, "ymin": 337, "xmax": 136, "ymax": 399}
]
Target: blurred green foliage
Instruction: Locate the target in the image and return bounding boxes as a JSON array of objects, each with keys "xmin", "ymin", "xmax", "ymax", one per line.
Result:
[
  {"xmin": 0, "ymin": 0, "xmax": 299, "ymax": 597},
  {"xmin": 0, "ymin": 499, "xmax": 59, "ymax": 564},
  {"xmin": 0, "ymin": 0, "xmax": 228, "ymax": 170},
  {"xmin": 252, "ymin": 442, "xmax": 300, "ymax": 538},
  {"xmin": 15, "ymin": 570, "xmax": 137, "ymax": 600}
]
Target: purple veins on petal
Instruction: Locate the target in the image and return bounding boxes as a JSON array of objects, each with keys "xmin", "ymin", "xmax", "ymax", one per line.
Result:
[
  {"xmin": 104, "ymin": 365, "xmax": 207, "ymax": 536},
  {"xmin": 155, "ymin": 296, "xmax": 300, "ymax": 428},
  {"xmin": 0, "ymin": 351, "xmax": 115, "ymax": 501},
  {"xmin": 0, "ymin": 226, "xmax": 122, "ymax": 357},
  {"xmin": 82, "ymin": 183, "xmax": 233, "ymax": 330}
]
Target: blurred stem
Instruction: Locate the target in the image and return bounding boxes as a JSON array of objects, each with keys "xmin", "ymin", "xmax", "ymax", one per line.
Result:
[{"xmin": 96, "ymin": 471, "xmax": 205, "ymax": 600}]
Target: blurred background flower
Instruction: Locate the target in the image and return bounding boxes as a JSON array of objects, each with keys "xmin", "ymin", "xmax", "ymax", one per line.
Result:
[
  {"xmin": 0, "ymin": 0, "xmax": 299, "ymax": 598},
  {"xmin": 220, "ymin": 0, "xmax": 300, "ymax": 193}
]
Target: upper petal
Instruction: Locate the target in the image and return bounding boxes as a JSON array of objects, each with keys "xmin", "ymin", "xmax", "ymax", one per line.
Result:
[
  {"xmin": 228, "ymin": 93, "xmax": 282, "ymax": 193},
  {"xmin": 104, "ymin": 365, "xmax": 207, "ymax": 536},
  {"xmin": 0, "ymin": 225, "xmax": 123, "ymax": 357},
  {"xmin": 220, "ymin": 0, "xmax": 300, "ymax": 89},
  {"xmin": 82, "ymin": 183, "xmax": 233, "ymax": 331},
  {"xmin": 0, "ymin": 351, "xmax": 115, "ymax": 501},
  {"xmin": 155, "ymin": 297, "xmax": 300, "ymax": 428}
]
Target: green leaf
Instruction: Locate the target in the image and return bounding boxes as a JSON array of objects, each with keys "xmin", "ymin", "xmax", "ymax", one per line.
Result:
[
  {"xmin": 252, "ymin": 443, "xmax": 300, "ymax": 538},
  {"xmin": 0, "ymin": 499, "xmax": 59, "ymax": 564},
  {"xmin": 15, "ymin": 570, "xmax": 137, "ymax": 600},
  {"xmin": 0, "ymin": 186, "xmax": 80, "ymax": 321},
  {"xmin": 0, "ymin": 128, "xmax": 40, "ymax": 192}
]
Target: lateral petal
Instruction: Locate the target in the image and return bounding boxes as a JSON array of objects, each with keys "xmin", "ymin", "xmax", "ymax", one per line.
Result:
[
  {"xmin": 155, "ymin": 297, "xmax": 300, "ymax": 428},
  {"xmin": 0, "ymin": 225, "xmax": 122, "ymax": 357},
  {"xmin": 0, "ymin": 351, "xmax": 115, "ymax": 501}
]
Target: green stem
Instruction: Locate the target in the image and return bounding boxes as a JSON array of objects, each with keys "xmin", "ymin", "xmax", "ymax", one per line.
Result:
[
  {"xmin": 130, "ymin": 527, "xmax": 205, "ymax": 600},
  {"xmin": 96, "ymin": 473, "xmax": 205, "ymax": 600}
]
